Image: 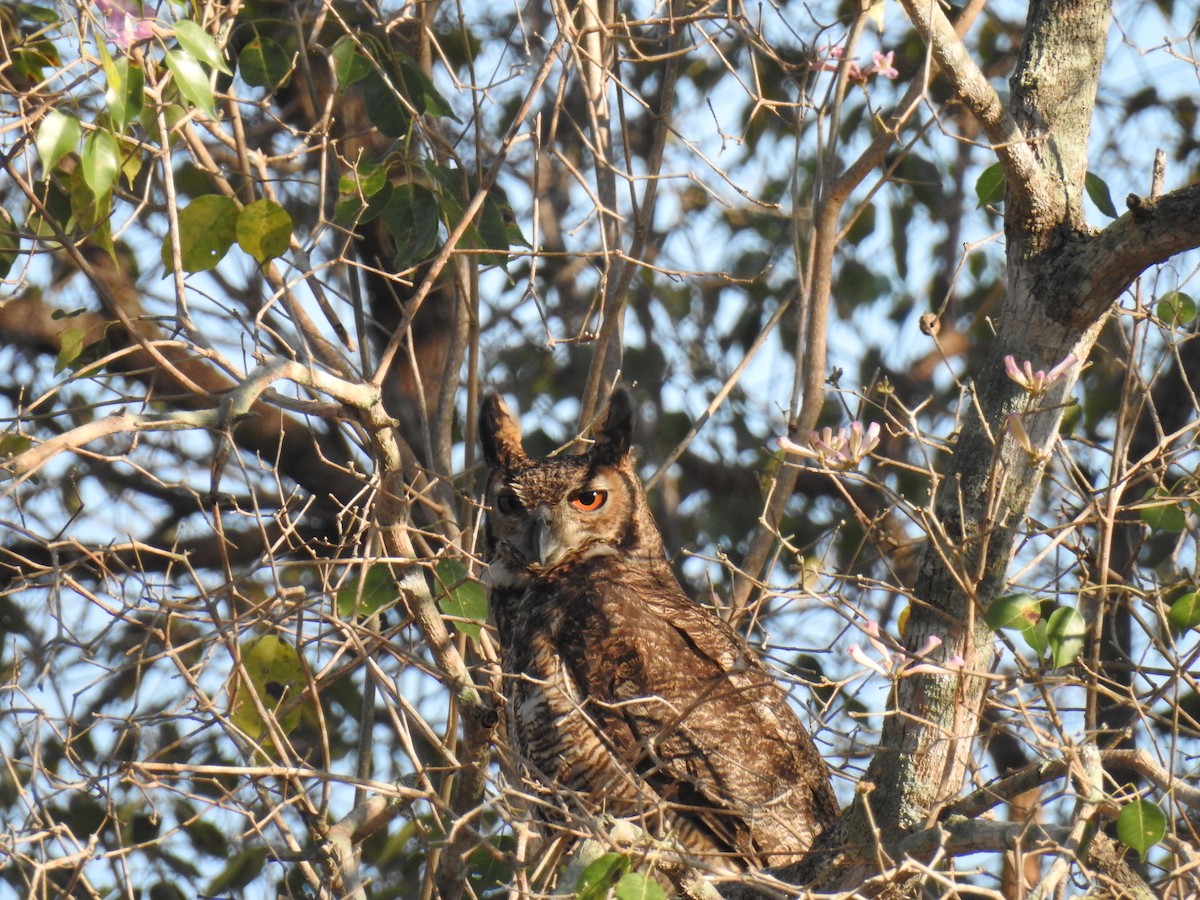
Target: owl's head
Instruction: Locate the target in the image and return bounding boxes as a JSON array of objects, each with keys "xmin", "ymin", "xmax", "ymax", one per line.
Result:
[{"xmin": 478, "ymin": 389, "xmax": 666, "ymax": 579}]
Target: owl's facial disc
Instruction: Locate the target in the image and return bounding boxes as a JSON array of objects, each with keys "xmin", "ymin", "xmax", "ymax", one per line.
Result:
[{"xmin": 512, "ymin": 476, "xmax": 620, "ymax": 570}]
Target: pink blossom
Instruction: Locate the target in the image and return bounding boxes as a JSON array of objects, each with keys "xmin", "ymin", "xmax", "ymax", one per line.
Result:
[
  {"xmin": 869, "ymin": 50, "xmax": 899, "ymax": 79},
  {"xmin": 847, "ymin": 620, "xmax": 963, "ymax": 680},
  {"xmin": 776, "ymin": 420, "xmax": 881, "ymax": 469},
  {"xmin": 810, "ymin": 46, "xmax": 898, "ymax": 83},
  {"xmin": 907, "ymin": 654, "xmax": 966, "ymax": 676},
  {"xmin": 848, "ymin": 643, "xmax": 890, "ymax": 677},
  {"xmin": 95, "ymin": 0, "xmax": 156, "ymax": 49},
  {"xmin": 1003, "ymin": 352, "xmax": 1077, "ymax": 396},
  {"xmin": 914, "ymin": 634, "xmax": 942, "ymax": 657}
]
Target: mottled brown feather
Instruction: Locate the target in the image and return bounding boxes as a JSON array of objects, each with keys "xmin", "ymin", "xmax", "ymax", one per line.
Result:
[{"xmin": 479, "ymin": 388, "xmax": 837, "ymax": 872}]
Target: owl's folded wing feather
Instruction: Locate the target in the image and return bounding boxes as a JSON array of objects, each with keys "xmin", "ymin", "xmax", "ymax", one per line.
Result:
[{"xmin": 568, "ymin": 572, "xmax": 837, "ymax": 867}]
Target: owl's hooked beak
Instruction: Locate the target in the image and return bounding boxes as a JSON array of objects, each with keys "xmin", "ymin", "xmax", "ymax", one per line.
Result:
[{"xmin": 525, "ymin": 507, "xmax": 570, "ymax": 570}]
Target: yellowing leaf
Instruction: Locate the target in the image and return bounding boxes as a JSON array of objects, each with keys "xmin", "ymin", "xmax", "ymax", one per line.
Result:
[
  {"xmin": 615, "ymin": 872, "xmax": 667, "ymax": 900},
  {"xmin": 236, "ymin": 198, "xmax": 292, "ymax": 264},
  {"xmin": 228, "ymin": 634, "xmax": 308, "ymax": 741},
  {"xmin": 163, "ymin": 194, "xmax": 238, "ymax": 272},
  {"xmin": 55, "ymin": 327, "xmax": 89, "ymax": 373},
  {"xmin": 1157, "ymin": 291, "xmax": 1197, "ymax": 327},
  {"xmin": 986, "ymin": 594, "xmax": 1041, "ymax": 632},
  {"xmin": 331, "ymin": 35, "xmax": 372, "ymax": 89}
]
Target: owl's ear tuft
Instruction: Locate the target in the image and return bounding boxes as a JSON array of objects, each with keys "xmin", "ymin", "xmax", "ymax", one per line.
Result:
[
  {"xmin": 592, "ymin": 388, "xmax": 634, "ymax": 465},
  {"xmin": 479, "ymin": 393, "xmax": 527, "ymax": 468}
]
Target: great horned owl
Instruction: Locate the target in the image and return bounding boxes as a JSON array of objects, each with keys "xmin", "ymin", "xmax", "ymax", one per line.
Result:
[{"xmin": 478, "ymin": 388, "xmax": 837, "ymax": 872}]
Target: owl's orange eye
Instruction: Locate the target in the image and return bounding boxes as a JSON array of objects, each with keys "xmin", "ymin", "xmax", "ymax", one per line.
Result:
[{"xmin": 569, "ymin": 489, "xmax": 607, "ymax": 511}]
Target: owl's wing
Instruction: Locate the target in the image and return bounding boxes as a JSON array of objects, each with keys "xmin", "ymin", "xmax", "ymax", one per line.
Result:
[{"xmin": 571, "ymin": 574, "xmax": 836, "ymax": 866}]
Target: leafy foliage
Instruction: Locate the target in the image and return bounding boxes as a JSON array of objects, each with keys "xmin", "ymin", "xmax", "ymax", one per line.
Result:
[{"xmin": 0, "ymin": 0, "xmax": 1198, "ymax": 897}]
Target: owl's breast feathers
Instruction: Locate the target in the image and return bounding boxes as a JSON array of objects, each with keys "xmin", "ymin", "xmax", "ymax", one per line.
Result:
[{"xmin": 493, "ymin": 554, "xmax": 838, "ymax": 870}]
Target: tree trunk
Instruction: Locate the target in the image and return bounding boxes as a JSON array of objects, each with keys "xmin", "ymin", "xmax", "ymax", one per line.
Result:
[{"xmin": 752, "ymin": 0, "xmax": 1200, "ymax": 893}]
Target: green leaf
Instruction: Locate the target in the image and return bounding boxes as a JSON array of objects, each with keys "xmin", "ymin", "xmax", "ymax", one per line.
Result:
[
  {"xmin": 1168, "ymin": 592, "xmax": 1200, "ymax": 633},
  {"xmin": 139, "ymin": 101, "xmax": 189, "ymax": 146},
  {"xmin": 615, "ymin": 872, "xmax": 667, "ymax": 900},
  {"xmin": 335, "ymin": 180, "xmax": 394, "ymax": 228},
  {"xmin": 8, "ymin": 26, "xmax": 60, "ymax": 83},
  {"xmin": 165, "ymin": 49, "xmax": 215, "ymax": 117},
  {"xmin": 1156, "ymin": 291, "xmax": 1197, "ymax": 326},
  {"xmin": 575, "ymin": 853, "xmax": 631, "ymax": 900},
  {"xmin": 1021, "ymin": 617, "xmax": 1048, "ymax": 658},
  {"xmin": 833, "ymin": 257, "xmax": 891, "ymax": 308},
  {"xmin": 986, "ymin": 594, "xmax": 1041, "ymax": 632},
  {"xmin": 174, "ymin": 20, "xmax": 232, "ymax": 76},
  {"xmin": 205, "ymin": 845, "xmax": 267, "ymax": 895},
  {"xmin": 238, "ymin": 34, "xmax": 290, "ymax": 88},
  {"xmin": 55, "ymin": 327, "xmax": 89, "ymax": 373},
  {"xmin": 229, "ymin": 635, "xmax": 308, "ymax": 740},
  {"xmin": 427, "ymin": 164, "xmax": 512, "ymax": 264},
  {"xmin": 177, "ymin": 807, "xmax": 230, "ymax": 858},
  {"xmin": 336, "ymin": 565, "xmax": 396, "ymax": 618},
  {"xmin": 1116, "ymin": 799, "xmax": 1166, "ymax": 861},
  {"xmin": 331, "ymin": 34, "xmax": 372, "ymax": 89},
  {"xmin": 434, "ymin": 559, "xmax": 488, "ymax": 639},
  {"xmin": 63, "ymin": 167, "xmax": 115, "ymax": 258},
  {"xmin": 98, "ymin": 40, "xmax": 144, "ymax": 135},
  {"xmin": 381, "ymin": 182, "xmax": 440, "ymax": 270},
  {"xmin": 0, "ymin": 207, "xmax": 19, "ymax": 278},
  {"xmin": 465, "ymin": 836, "xmax": 516, "ymax": 895},
  {"xmin": 338, "ymin": 162, "xmax": 388, "ymax": 198},
  {"xmin": 1085, "ymin": 170, "xmax": 1118, "ymax": 219},
  {"xmin": 236, "ymin": 198, "xmax": 292, "ymax": 264},
  {"xmin": 334, "ymin": 196, "xmax": 366, "ymax": 227},
  {"xmin": 1046, "ymin": 606, "xmax": 1086, "ymax": 669},
  {"xmin": 163, "ymin": 194, "xmax": 238, "ymax": 272},
  {"xmin": 1140, "ymin": 488, "xmax": 1187, "ymax": 532},
  {"xmin": 476, "ymin": 195, "xmax": 513, "ymax": 268},
  {"xmin": 975, "ymin": 162, "xmax": 1005, "ymax": 207},
  {"xmin": 364, "ymin": 68, "xmax": 411, "ymax": 137},
  {"xmin": 505, "ymin": 207, "xmax": 532, "ymax": 249},
  {"xmin": 36, "ymin": 110, "xmax": 81, "ymax": 172},
  {"xmin": 81, "ymin": 129, "xmax": 119, "ymax": 197},
  {"xmin": 397, "ymin": 53, "xmax": 459, "ymax": 121}
]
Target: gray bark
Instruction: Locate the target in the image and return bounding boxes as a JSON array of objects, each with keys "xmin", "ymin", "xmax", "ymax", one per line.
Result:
[{"xmin": 736, "ymin": 0, "xmax": 1200, "ymax": 894}]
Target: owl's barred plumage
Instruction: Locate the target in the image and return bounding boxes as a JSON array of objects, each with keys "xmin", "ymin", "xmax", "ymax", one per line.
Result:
[{"xmin": 479, "ymin": 389, "xmax": 837, "ymax": 871}]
